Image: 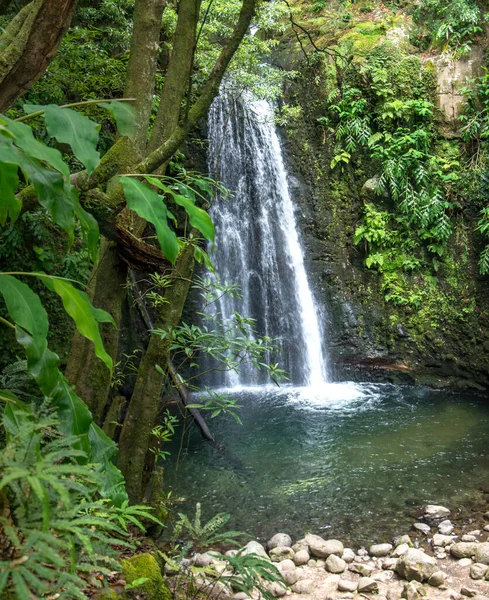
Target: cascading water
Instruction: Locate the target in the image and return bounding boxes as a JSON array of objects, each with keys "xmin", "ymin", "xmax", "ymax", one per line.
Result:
[{"xmin": 207, "ymin": 93, "xmax": 328, "ymax": 388}]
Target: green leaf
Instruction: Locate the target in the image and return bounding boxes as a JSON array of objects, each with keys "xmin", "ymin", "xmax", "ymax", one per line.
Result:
[
  {"xmin": 99, "ymin": 101, "xmax": 136, "ymax": 138},
  {"xmin": 119, "ymin": 177, "xmax": 179, "ymax": 263},
  {"xmin": 41, "ymin": 277, "xmax": 113, "ymax": 372},
  {"xmin": 0, "ymin": 162, "xmax": 20, "ymax": 226},
  {"xmin": 43, "ymin": 105, "xmax": 101, "ymax": 175},
  {"xmin": 3, "ymin": 116, "xmax": 70, "ymax": 180},
  {"xmin": 0, "ymin": 275, "xmax": 48, "ymax": 360},
  {"xmin": 145, "ymin": 176, "xmax": 215, "ymax": 242}
]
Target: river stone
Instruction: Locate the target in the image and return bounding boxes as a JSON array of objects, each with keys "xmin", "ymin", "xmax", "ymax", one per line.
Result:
[
  {"xmin": 424, "ymin": 505, "xmax": 451, "ymax": 520},
  {"xmin": 459, "ymin": 558, "xmax": 474, "ymax": 567},
  {"xmin": 241, "ymin": 541, "xmax": 268, "ymax": 558},
  {"xmin": 428, "ymin": 571, "xmax": 446, "ymax": 587},
  {"xmin": 267, "ymin": 533, "xmax": 292, "ymax": 550},
  {"xmin": 439, "ymin": 520, "xmax": 455, "ymax": 535},
  {"xmin": 269, "ymin": 546, "xmax": 294, "ymax": 562},
  {"xmin": 387, "ymin": 590, "xmax": 401, "ymax": 600},
  {"xmin": 292, "ymin": 539, "xmax": 308, "ymax": 552},
  {"xmin": 325, "ymin": 553, "xmax": 347, "ymax": 573},
  {"xmin": 463, "ymin": 535, "xmax": 478, "ymax": 542},
  {"xmin": 266, "ymin": 581, "xmax": 287, "ymax": 597},
  {"xmin": 383, "ymin": 558, "xmax": 398, "ymax": 570},
  {"xmin": 396, "ymin": 548, "xmax": 436, "ymax": 582},
  {"xmin": 291, "ymin": 579, "xmax": 314, "ymax": 594},
  {"xmin": 461, "ymin": 586, "xmax": 478, "ymax": 597},
  {"xmin": 474, "ymin": 543, "xmax": 489, "ymax": 565},
  {"xmin": 451, "ymin": 543, "xmax": 478, "ymax": 559},
  {"xmin": 413, "ymin": 523, "xmax": 431, "ymax": 535},
  {"xmin": 392, "ymin": 543, "xmax": 410, "ymax": 558},
  {"xmin": 470, "ymin": 563, "xmax": 488, "ymax": 579},
  {"xmin": 395, "ymin": 535, "xmax": 413, "ymax": 547},
  {"xmin": 342, "ymin": 548, "xmax": 355, "ymax": 563},
  {"xmin": 278, "ymin": 559, "xmax": 295, "ymax": 572},
  {"xmin": 358, "ymin": 577, "xmax": 378, "ymax": 593},
  {"xmin": 283, "ymin": 568, "xmax": 299, "ymax": 586},
  {"xmin": 357, "ymin": 548, "xmax": 369, "ymax": 557},
  {"xmin": 370, "ymin": 543, "xmax": 393, "ymax": 557},
  {"xmin": 433, "ymin": 534, "xmax": 454, "ymax": 547},
  {"xmin": 305, "ymin": 534, "xmax": 343, "ymax": 558},
  {"xmin": 349, "ymin": 562, "xmax": 374, "ymax": 576},
  {"xmin": 338, "ymin": 579, "xmax": 358, "ymax": 592},
  {"xmin": 471, "ymin": 596, "xmax": 489, "ymax": 600},
  {"xmin": 192, "ymin": 552, "xmax": 213, "ymax": 567},
  {"xmin": 402, "ymin": 581, "xmax": 427, "ymax": 600},
  {"xmin": 293, "ymin": 549, "xmax": 310, "ymax": 566},
  {"xmin": 484, "ymin": 525, "xmax": 489, "ymax": 532},
  {"xmin": 231, "ymin": 594, "xmax": 250, "ymax": 600}
]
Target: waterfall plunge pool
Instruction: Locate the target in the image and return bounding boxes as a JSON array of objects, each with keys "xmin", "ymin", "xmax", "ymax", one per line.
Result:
[{"xmin": 166, "ymin": 382, "xmax": 489, "ymax": 546}]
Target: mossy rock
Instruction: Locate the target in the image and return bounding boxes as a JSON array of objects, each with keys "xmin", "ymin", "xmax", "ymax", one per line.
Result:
[{"xmin": 121, "ymin": 553, "xmax": 171, "ymax": 600}]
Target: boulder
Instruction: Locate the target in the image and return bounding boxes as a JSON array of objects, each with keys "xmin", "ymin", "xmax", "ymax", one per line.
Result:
[
  {"xmin": 292, "ymin": 538, "xmax": 308, "ymax": 552},
  {"xmin": 293, "ymin": 549, "xmax": 310, "ymax": 566},
  {"xmin": 291, "ymin": 579, "xmax": 314, "ymax": 594},
  {"xmin": 370, "ymin": 543, "xmax": 393, "ymax": 557},
  {"xmin": 392, "ymin": 544, "xmax": 410, "ymax": 558},
  {"xmin": 474, "ymin": 543, "xmax": 489, "ymax": 565},
  {"xmin": 428, "ymin": 571, "xmax": 446, "ymax": 587},
  {"xmin": 413, "ymin": 523, "xmax": 430, "ymax": 535},
  {"xmin": 192, "ymin": 552, "xmax": 213, "ymax": 567},
  {"xmin": 349, "ymin": 563, "xmax": 374, "ymax": 577},
  {"xmin": 342, "ymin": 548, "xmax": 355, "ymax": 563},
  {"xmin": 338, "ymin": 579, "xmax": 358, "ymax": 592},
  {"xmin": 401, "ymin": 581, "xmax": 427, "ymax": 600},
  {"xmin": 395, "ymin": 548, "xmax": 437, "ymax": 582},
  {"xmin": 470, "ymin": 563, "xmax": 488, "ymax": 580},
  {"xmin": 241, "ymin": 541, "xmax": 268, "ymax": 558},
  {"xmin": 305, "ymin": 534, "xmax": 343, "ymax": 558},
  {"xmin": 267, "ymin": 533, "xmax": 292, "ymax": 551},
  {"xmin": 433, "ymin": 534, "xmax": 454, "ymax": 547},
  {"xmin": 451, "ymin": 543, "xmax": 477, "ymax": 559},
  {"xmin": 438, "ymin": 520, "xmax": 455, "ymax": 535},
  {"xmin": 358, "ymin": 577, "xmax": 378, "ymax": 593},
  {"xmin": 269, "ymin": 546, "xmax": 294, "ymax": 562},
  {"xmin": 325, "ymin": 553, "xmax": 347, "ymax": 573},
  {"xmin": 423, "ymin": 505, "xmax": 451, "ymax": 521}
]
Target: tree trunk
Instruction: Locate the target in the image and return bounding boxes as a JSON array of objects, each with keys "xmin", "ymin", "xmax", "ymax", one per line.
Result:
[
  {"xmin": 124, "ymin": 0, "xmax": 166, "ymax": 152},
  {"xmin": 65, "ymin": 237, "xmax": 127, "ymax": 423},
  {"xmin": 117, "ymin": 243, "xmax": 195, "ymax": 503},
  {"xmin": 148, "ymin": 0, "xmax": 202, "ymax": 152},
  {"xmin": 0, "ymin": 0, "xmax": 78, "ymax": 111}
]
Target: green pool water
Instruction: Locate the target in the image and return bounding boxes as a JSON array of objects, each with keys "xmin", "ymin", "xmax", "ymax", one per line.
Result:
[{"xmin": 165, "ymin": 382, "xmax": 489, "ymax": 546}]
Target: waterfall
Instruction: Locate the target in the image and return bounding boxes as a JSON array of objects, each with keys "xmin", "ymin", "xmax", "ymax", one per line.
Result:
[{"xmin": 207, "ymin": 93, "xmax": 328, "ymax": 388}]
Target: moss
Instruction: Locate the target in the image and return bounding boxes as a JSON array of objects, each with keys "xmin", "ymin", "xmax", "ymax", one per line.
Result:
[{"xmin": 121, "ymin": 553, "xmax": 171, "ymax": 600}]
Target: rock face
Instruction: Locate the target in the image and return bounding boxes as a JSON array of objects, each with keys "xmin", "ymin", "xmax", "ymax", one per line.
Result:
[
  {"xmin": 305, "ymin": 534, "xmax": 344, "ymax": 558},
  {"xmin": 395, "ymin": 548, "xmax": 437, "ymax": 582}
]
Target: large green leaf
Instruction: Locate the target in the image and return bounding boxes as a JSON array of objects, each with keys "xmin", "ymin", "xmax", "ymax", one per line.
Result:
[
  {"xmin": 41, "ymin": 277, "xmax": 114, "ymax": 372},
  {"xmin": 145, "ymin": 176, "xmax": 215, "ymax": 242},
  {"xmin": 3, "ymin": 116, "xmax": 70, "ymax": 181},
  {"xmin": 99, "ymin": 101, "xmax": 136, "ymax": 138},
  {"xmin": 0, "ymin": 162, "xmax": 20, "ymax": 226},
  {"xmin": 43, "ymin": 105, "xmax": 101, "ymax": 175},
  {"xmin": 0, "ymin": 142, "xmax": 75, "ymax": 240},
  {"xmin": 120, "ymin": 177, "xmax": 179, "ymax": 263},
  {"xmin": 0, "ymin": 275, "xmax": 48, "ymax": 361}
]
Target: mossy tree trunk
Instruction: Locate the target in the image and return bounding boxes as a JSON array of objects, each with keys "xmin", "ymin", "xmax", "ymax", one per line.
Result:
[
  {"xmin": 0, "ymin": 0, "xmax": 78, "ymax": 111},
  {"xmin": 117, "ymin": 244, "xmax": 196, "ymax": 502}
]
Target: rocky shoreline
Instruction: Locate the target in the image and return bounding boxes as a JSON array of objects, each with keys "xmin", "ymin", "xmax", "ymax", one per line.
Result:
[{"xmin": 180, "ymin": 504, "xmax": 489, "ymax": 600}]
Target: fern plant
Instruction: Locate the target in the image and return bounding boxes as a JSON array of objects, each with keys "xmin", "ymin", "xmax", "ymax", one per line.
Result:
[
  {"xmin": 173, "ymin": 503, "xmax": 246, "ymax": 550},
  {"xmin": 0, "ymin": 401, "xmax": 160, "ymax": 599}
]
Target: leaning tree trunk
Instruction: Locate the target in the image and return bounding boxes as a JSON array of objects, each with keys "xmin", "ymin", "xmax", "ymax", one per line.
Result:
[
  {"xmin": 0, "ymin": 0, "xmax": 78, "ymax": 111},
  {"xmin": 117, "ymin": 244, "xmax": 195, "ymax": 503}
]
